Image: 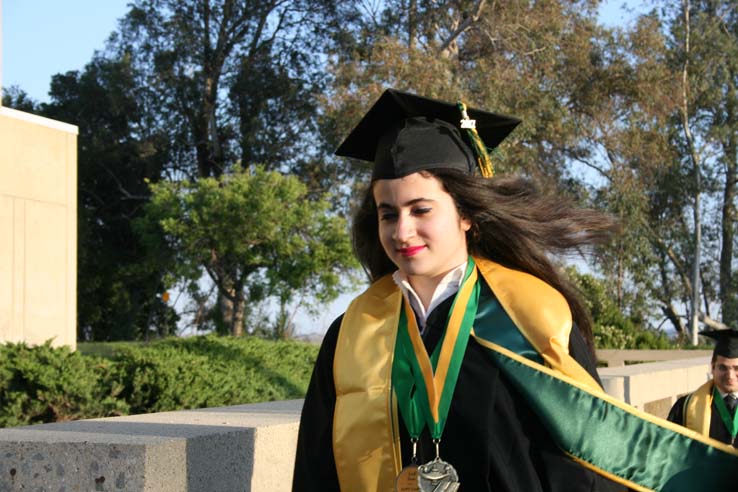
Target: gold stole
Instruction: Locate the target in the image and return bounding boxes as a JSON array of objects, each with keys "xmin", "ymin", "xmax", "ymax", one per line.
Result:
[
  {"xmin": 332, "ymin": 275, "xmax": 403, "ymax": 490},
  {"xmin": 332, "ymin": 257, "xmax": 592, "ymax": 491},
  {"xmin": 684, "ymin": 379, "xmax": 714, "ymax": 437}
]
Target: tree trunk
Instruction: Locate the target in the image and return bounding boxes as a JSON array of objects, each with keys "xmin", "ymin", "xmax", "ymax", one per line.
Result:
[
  {"xmin": 719, "ymin": 85, "xmax": 737, "ymax": 325},
  {"xmin": 680, "ymin": 0, "xmax": 701, "ymax": 345},
  {"xmin": 662, "ymin": 302, "xmax": 685, "ymax": 335},
  {"xmin": 231, "ymin": 294, "xmax": 245, "ymax": 337},
  {"xmin": 219, "ymin": 289, "xmax": 235, "ymax": 331}
]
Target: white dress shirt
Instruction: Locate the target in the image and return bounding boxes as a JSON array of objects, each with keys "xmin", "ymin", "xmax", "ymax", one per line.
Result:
[{"xmin": 392, "ymin": 261, "xmax": 467, "ymax": 333}]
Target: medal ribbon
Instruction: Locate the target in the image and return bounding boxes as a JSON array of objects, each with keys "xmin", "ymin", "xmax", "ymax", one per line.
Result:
[
  {"xmin": 713, "ymin": 387, "xmax": 738, "ymax": 439},
  {"xmin": 392, "ymin": 259, "xmax": 479, "ymax": 439}
]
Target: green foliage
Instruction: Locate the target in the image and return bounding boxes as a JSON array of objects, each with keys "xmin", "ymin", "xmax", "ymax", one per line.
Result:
[
  {"xmin": 0, "ymin": 336, "xmax": 319, "ymax": 428},
  {"xmin": 137, "ymin": 166, "xmax": 358, "ymax": 335},
  {"xmin": 115, "ymin": 0, "xmax": 335, "ymax": 179},
  {"xmin": 111, "ymin": 336, "xmax": 317, "ymax": 413},
  {"xmin": 1, "ymin": 86, "xmax": 39, "ymax": 112},
  {"xmin": 18, "ymin": 0, "xmax": 737, "ymax": 342},
  {"xmin": 0, "ymin": 342, "xmax": 128, "ymax": 427},
  {"xmin": 567, "ymin": 268, "xmax": 675, "ymax": 349},
  {"xmin": 40, "ymin": 54, "xmax": 176, "ymax": 341}
]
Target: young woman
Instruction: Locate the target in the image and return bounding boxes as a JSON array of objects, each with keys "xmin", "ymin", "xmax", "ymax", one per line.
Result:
[{"xmin": 292, "ymin": 89, "xmax": 736, "ymax": 491}]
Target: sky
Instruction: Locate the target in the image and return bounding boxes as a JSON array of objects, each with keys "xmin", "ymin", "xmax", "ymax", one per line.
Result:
[
  {"xmin": 1, "ymin": 0, "xmax": 648, "ymax": 336},
  {"xmin": 2, "ymin": 0, "xmax": 131, "ymax": 102},
  {"xmin": 1, "ymin": 0, "xmax": 649, "ymax": 103}
]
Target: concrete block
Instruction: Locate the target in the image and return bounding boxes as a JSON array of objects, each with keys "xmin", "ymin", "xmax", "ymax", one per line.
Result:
[{"xmin": 0, "ymin": 399, "xmax": 303, "ymax": 492}]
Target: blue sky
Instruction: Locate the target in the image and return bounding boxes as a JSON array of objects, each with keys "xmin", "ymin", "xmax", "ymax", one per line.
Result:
[
  {"xmin": 2, "ymin": 0, "xmax": 130, "ymax": 102},
  {"xmin": 1, "ymin": 0, "xmax": 647, "ymax": 335},
  {"xmin": 2, "ymin": 1, "xmax": 647, "ymax": 103}
]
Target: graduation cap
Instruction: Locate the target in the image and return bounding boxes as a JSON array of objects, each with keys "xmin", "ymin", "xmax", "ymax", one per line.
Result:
[
  {"xmin": 335, "ymin": 88, "xmax": 521, "ymax": 180},
  {"xmin": 700, "ymin": 329, "xmax": 738, "ymax": 358}
]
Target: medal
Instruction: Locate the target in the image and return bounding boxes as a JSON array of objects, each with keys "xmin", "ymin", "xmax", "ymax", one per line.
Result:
[
  {"xmin": 392, "ymin": 259, "xmax": 478, "ymax": 492},
  {"xmin": 395, "ymin": 439, "xmax": 420, "ymax": 492},
  {"xmin": 416, "ymin": 438, "xmax": 459, "ymax": 492},
  {"xmin": 395, "ymin": 464, "xmax": 419, "ymax": 492},
  {"xmin": 418, "ymin": 459, "xmax": 459, "ymax": 492}
]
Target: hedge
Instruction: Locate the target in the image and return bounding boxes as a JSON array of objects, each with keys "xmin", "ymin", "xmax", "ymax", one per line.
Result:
[{"xmin": 0, "ymin": 335, "xmax": 319, "ymax": 428}]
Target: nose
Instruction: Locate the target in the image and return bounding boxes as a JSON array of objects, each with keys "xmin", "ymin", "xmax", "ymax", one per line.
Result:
[{"xmin": 393, "ymin": 213, "xmax": 415, "ymax": 243}]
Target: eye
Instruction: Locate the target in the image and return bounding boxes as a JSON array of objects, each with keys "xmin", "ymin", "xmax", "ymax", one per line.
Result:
[
  {"xmin": 379, "ymin": 211, "xmax": 398, "ymax": 222},
  {"xmin": 412, "ymin": 206, "xmax": 431, "ymax": 216}
]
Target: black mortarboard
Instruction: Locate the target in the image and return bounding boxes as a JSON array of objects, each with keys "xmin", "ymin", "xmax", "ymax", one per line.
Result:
[
  {"xmin": 335, "ymin": 88, "xmax": 521, "ymax": 180},
  {"xmin": 700, "ymin": 329, "xmax": 738, "ymax": 358}
]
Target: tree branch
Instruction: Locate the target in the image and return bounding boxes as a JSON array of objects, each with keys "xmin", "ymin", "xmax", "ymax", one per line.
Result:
[{"xmin": 438, "ymin": 0, "xmax": 487, "ymax": 55}]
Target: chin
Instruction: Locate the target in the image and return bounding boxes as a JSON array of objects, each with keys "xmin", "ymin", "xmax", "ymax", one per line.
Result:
[{"xmin": 719, "ymin": 383, "xmax": 738, "ymax": 393}]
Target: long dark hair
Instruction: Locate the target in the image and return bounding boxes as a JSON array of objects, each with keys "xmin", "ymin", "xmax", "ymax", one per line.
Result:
[{"xmin": 352, "ymin": 169, "xmax": 618, "ymax": 351}]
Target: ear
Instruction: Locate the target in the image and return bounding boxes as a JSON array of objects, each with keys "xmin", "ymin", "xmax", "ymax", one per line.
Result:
[{"xmin": 460, "ymin": 216, "xmax": 472, "ymax": 232}]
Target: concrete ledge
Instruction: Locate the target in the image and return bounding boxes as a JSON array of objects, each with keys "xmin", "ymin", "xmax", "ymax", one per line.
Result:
[
  {"xmin": 597, "ymin": 349, "xmax": 712, "ymax": 367},
  {"xmin": 599, "ymin": 356, "xmax": 711, "ymax": 418},
  {"xmin": 0, "ymin": 107, "xmax": 78, "ymax": 135},
  {"xmin": 0, "ymin": 399, "xmax": 303, "ymax": 492}
]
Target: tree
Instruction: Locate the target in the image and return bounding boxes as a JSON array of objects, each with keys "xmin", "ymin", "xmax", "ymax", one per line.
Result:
[
  {"xmin": 611, "ymin": 1, "xmax": 738, "ymax": 337},
  {"xmin": 40, "ymin": 54, "xmax": 177, "ymax": 340},
  {"xmin": 1, "ymin": 86, "xmax": 38, "ymax": 112},
  {"xmin": 138, "ymin": 165, "xmax": 357, "ymax": 336},
  {"xmin": 321, "ymin": 0, "xmax": 667, "ymax": 323},
  {"xmin": 322, "ymin": 0, "xmax": 610, "ymax": 186},
  {"xmin": 669, "ymin": 0, "xmax": 738, "ymax": 331},
  {"xmin": 318, "ymin": 0, "xmax": 738, "ymax": 338},
  {"xmin": 567, "ymin": 268, "xmax": 674, "ymax": 350},
  {"xmin": 106, "ymin": 0, "xmax": 346, "ymax": 329},
  {"xmin": 577, "ymin": 1, "xmax": 738, "ymax": 338},
  {"xmin": 110, "ymin": 0, "xmax": 339, "ymax": 180}
]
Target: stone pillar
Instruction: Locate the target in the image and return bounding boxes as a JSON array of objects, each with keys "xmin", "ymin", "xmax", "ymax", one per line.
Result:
[{"xmin": 0, "ymin": 107, "xmax": 78, "ymax": 348}]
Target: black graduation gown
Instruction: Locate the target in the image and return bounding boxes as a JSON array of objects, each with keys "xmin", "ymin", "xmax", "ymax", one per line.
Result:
[
  {"xmin": 293, "ymin": 294, "xmax": 625, "ymax": 492},
  {"xmin": 667, "ymin": 394, "xmax": 738, "ymax": 447}
]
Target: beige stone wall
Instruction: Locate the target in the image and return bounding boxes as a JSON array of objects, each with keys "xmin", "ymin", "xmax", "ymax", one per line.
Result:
[{"xmin": 0, "ymin": 106, "xmax": 78, "ymax": 349}]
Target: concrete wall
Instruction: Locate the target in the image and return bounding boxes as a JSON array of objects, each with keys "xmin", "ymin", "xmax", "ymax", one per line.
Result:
[
  {"xmin": 599, "ymin": 356, "xmax": 712, "ymax": 418},
  {"xmin": 0, "ymin": 399, "xmax": 302, "ymax": 492},
  {"xmin": 0, "ymin": 107, "xmax": 78, "ymax": 349},
  {"xmin": 0, "ymin": 357, "xmax": 718, "ymax": 491}
]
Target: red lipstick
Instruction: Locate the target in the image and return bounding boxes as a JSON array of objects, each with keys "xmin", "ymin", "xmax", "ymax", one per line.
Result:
[{"xmin": 398, "ymin": 245, "xmax": 425, "ymax": 257}]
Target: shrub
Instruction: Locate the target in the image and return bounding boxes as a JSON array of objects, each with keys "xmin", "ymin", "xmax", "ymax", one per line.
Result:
[
  {"xmin": 112, "ymin": 335, "xmax": 318, "ymax": 413},
  {"xmin": 0, "ymin": 336, "xmax": 319, "ymax": 427},
  {"xmin": 0, "ymin": 341, "xmax": 128, "ymax": 427},
  {"xmin": 567, "ymin": 268, "xmax": 676, "ymax": 349}
]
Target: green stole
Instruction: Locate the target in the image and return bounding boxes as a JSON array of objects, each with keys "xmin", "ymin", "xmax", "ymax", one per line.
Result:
[{"xmin": 332, "ymin": 257, "xmax": 738, "ymax": 491}]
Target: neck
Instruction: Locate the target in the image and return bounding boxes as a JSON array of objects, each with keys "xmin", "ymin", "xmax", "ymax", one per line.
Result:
[
  {"xmin": 407, "ymin": 276, "xmax": 443, "ymax": 312},
  {"xmin": 406, "ymin": 262, "xmax": 466, "ymax": 311}
]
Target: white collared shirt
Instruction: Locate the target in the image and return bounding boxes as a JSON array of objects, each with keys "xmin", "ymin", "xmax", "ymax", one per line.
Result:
[
  {"xmin": 392, "ymin": 261, "xmax": 467, "ymax": 332},
  {"xmin": 717, "ymin": 390, "xmax": 738, "ymax": 400}
]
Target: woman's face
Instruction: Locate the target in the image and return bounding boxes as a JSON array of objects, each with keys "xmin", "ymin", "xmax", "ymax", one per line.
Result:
[{"xmin": 373, "ymin": 172, "xmax": 471, "ymax": 287}]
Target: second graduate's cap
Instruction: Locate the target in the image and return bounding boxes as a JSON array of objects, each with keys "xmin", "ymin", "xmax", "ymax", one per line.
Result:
[
  {"xmin": 335, "ymin": 89, "xmax": 521, "ymax": 180},
  {"xmin": 701, "ymin": 329, "xmax": 738, "ymax": 358}
]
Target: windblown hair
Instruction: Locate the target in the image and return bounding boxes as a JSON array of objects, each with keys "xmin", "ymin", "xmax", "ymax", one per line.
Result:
[{"xmin": 352, "ymin": 169, "xmax": 618, "ymax": 351}]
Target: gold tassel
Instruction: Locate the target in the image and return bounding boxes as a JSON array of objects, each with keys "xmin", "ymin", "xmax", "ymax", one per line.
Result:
[{"xmin": 458, "ymin": 101, "xmax": 494, "ymax": 178}]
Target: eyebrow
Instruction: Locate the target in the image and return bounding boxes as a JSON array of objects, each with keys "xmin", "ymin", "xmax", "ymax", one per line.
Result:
[{"xmin": 376, "ymin": 197, "xmax": 434, "ymax": 210}]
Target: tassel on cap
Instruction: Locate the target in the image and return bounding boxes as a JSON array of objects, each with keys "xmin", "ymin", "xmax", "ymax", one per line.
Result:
[{"xmin": 458, "ymin": 101, "xmax": 495, "ymax": 178}]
